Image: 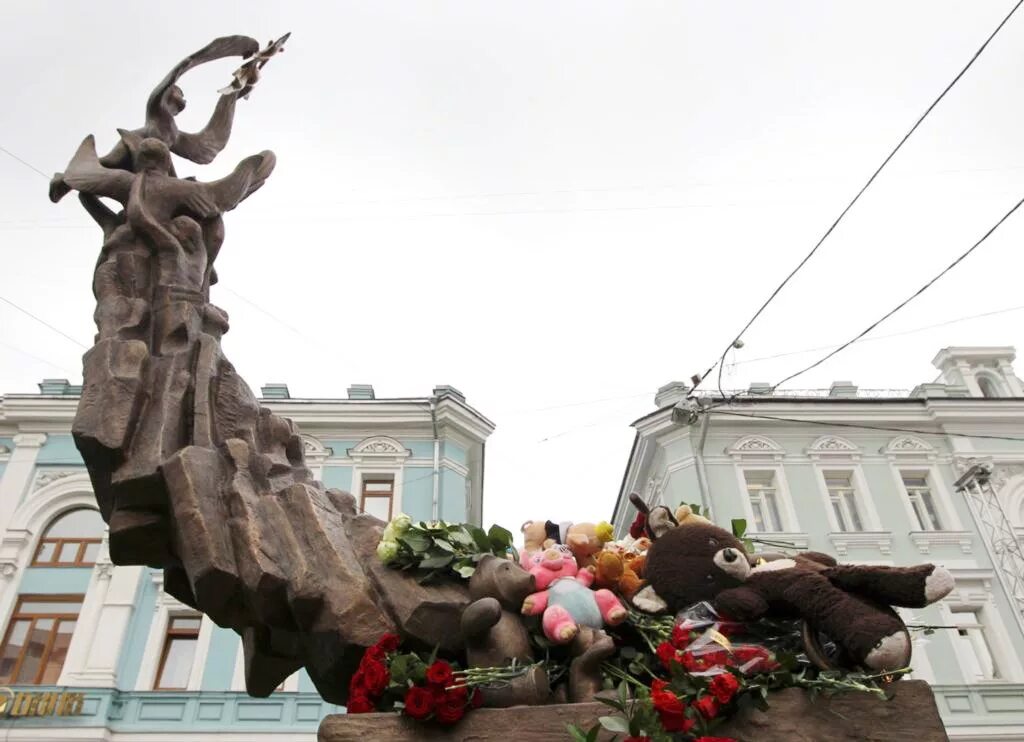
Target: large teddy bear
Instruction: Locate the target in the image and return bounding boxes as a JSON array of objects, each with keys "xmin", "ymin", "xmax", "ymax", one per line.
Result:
[{"xmin": 634, "ymin": 517, "xmax": 954, "ymax": 672}]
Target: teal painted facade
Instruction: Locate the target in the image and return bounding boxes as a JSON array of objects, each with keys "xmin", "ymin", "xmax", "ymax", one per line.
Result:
[
  {"xmin": 613, "ymin": 347, "xmax": 1024, "ymax": 740},
  {"xmin": 0, "ymin": 383, "xmax": 494, "ymax": 740}
]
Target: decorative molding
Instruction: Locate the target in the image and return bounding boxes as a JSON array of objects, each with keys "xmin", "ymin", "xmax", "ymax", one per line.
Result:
[
  {"xmin": 31, "ymin": 468, "xmax": 80, "ymax": 492},
  {"xmin": 95, "ymin": 562, "xmax": 115, "ymax": 580},
  {"xmin": 748, "ymin": 532, "xmax": 810, "ymax": 550},
  {"xmin": 301, "ymin": 434, "xmax": 333, "ymax": 459},
  {"xmin": 881, "ymin": 435, "xmax": 936, "ymax": 459},
  {"xmin": 953, "ymin": 455, "xmax": 993, "ymax": 477},
  {"xmin": 908, "ymin": 531, "xmax": 973, "ymax": 555},
  {"xmin": 726, "ymin": 435, "xmax": 785, "ymax": 462},
  {"xmin": 992, "ymin": 464, "xmax": 1024, "ymax": 494},
  {"xmin": 348, "ymin": 436, "xmax": 411, "ymax": 461},
  {"xmin": 11, "ymin": 432, "xmax": 47, "ymax": 449},
  {"xmin": 0, "ymin": 560, "xmax": 18, "ymax": 579},
  {"xmin": 828, "ymin": 531, "xmax": 893, "ymax": 556},
  {"xmin": 806, "ymin": 436, "xmax": 860, "ymax": 460}
]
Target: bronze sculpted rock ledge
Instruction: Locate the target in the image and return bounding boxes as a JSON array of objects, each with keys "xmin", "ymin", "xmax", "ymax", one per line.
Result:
[{"xmin": 52, "ymin": 35, "xmax": 480, "ymax": 704}]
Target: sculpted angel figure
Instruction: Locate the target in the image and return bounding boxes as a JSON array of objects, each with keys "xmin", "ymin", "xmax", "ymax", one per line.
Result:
[{"xmin": 49, "ymin": 35, "xmax": 263, "ymax": 202}]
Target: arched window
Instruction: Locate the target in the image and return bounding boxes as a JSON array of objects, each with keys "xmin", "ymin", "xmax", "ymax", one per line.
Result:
[
  {"xmin": 31, "ymin": 509, "xmax": 104, "ymax": 567},
  {"xmin": 977, "ymin": 375, "xmax": 1002, "ymax": 398}
]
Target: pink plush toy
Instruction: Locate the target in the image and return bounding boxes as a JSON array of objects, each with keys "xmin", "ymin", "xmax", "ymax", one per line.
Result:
[{"xmin": 521, "ymin": 548, "xmax": 627, "ymax": 643}]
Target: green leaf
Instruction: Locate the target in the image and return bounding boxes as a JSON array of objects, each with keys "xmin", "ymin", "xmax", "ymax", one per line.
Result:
[
  {"xmin": 689, "ymin": 503, "xmax": 702, "ymax": 516},
  {"xmin": 468, "ymin": 525, "xmax": 492, "ymax": 552},
  {"xmin": 599, "ymin": 715, "xmax": 630, "ymax": 733},
  {"xmin": 448, "ymin": 528, "xmax": 475, "ymax": 547},
  {"xmin": 586, "ymin": 724, "xmax": 601, "ymax": 742},
  {"xmin": 731, "ymin": 518, "xmax": 748, "ymax": 538},
  {"xmin": 455, "ymin": 564, "xmax": 476, "ymax": 578},
  {"xmin": 419, "ymin": 553, "xmax": 454, "ymax": 569},
  {"xmin": 566, "ymin": 723, "xmax": 589, "ymax": 742},
  {"xmin": 402, "ymin": 531, "xmax": 430, "ymax": 552},
  {"xmin": 487, "ymin": 524, "xmax": 514, "ymax": 550},
  {"xmin": 432, "ymin": 537, "xmax": 455, "ymax": 552}
]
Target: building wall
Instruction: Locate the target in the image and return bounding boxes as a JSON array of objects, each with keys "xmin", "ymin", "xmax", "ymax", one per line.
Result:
[
  {"xmin": 0, "ymin": 386, "xmax": 493, "ymax": 740},
  {"xmin": 613, "ymin": 347, "xmax": 1024, "ymax": 740}
]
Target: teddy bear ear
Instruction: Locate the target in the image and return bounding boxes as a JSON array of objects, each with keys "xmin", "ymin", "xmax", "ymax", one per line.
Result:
[{"xmin": 646, "ymin": 505, "xmax": 678, "ymax": 540}]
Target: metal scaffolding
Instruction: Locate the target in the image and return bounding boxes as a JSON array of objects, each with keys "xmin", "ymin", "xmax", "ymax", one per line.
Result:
[{"xmin": 955, "ymin": 462, "xmax": 1024, "ymax": 622}]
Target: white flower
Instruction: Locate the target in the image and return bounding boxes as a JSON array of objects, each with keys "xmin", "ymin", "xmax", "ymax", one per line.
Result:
[
  {"xmin": 391, "ymin": 513, "xmax": 413, "ymax": 535},
  {"xmin": 376, "ymin": 539, "xmax": 399, "ymax": 564}
]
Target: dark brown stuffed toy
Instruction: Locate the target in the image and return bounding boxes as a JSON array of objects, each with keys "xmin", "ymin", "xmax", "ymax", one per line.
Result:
[{"xmin": 634, "ymin": 517, "xmax": 954, "ymax": 672}]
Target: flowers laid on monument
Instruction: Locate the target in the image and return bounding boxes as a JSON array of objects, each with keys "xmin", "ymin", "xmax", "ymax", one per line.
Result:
[
  {"xmin": 376, "ymin": 514, "xmax": 516, "ymax": 580},
  {"xmin": 346, "ymin": 634, "xmax": 482, "ymax": 725},
  {"xmin": 369, "ymin": 500, "xmax": 951, "ymax": 739}
]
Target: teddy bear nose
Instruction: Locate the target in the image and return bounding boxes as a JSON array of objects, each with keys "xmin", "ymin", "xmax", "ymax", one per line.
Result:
[{"xmin": 722, "ymin": 548, "xmax": 738, "ymax": 563}]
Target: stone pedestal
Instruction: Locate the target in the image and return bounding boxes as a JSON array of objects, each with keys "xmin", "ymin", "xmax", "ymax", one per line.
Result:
[{"xmin": 318, "ymin": 680, "xmax": 948, "ymax": 742}]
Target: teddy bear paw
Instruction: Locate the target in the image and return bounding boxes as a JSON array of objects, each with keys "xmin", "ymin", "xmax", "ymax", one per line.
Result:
[
  {"xmin": 632, "ymin": 586, "xmax": 668, "ymax": 614},
  {"xmin": 924, "ymin": 566, "xmax": 954, "ymax": 604},
  {"xmin": 607, "ymin": 606, "xmax": 628, "ymax": 625},
  {"xmin": 864, "ymin": 631, "xmax": 911, "ymax": 672},
  {"xmin": 557, "ymin": 624, "xmax": 579, "ymax": 643}
]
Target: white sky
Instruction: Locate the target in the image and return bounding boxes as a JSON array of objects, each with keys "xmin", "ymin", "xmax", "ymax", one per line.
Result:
[{"xmin": 1, "ymin": 1, "xmax": 1023, "ymax": 532}]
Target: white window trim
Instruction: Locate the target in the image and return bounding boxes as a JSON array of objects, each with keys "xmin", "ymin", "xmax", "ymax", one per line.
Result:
[
  {"xmin": 882, "ymin": 436, "xmax": 966, "ymax": 539},
  {"xmin": 347, "ymin": 437, "xmax": 411, "ymax": 520},
  {"xmin": 807, "ymin": 441, "xmax": 883, "ymax": 533},
  {"xmin": 726, "ymin": 436, "xmax": 801, "ymax": 536},
  {"xmin": 939, "ymin": 570, "xmax": 1024, "ymax": 683},
  {"xmin": 230, "ymin": 640, "xmax": 299, "ymax": 692},
  {"xmin": 135, "ymin": 572, "xmax": 212, "ymax": 691}
]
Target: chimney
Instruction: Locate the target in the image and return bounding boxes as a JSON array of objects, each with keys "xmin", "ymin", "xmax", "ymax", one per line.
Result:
[
  {"xmin": 38, "ymin": 379, "xmax": 81, "ymax": 396},
  {"xmin": 654, "ymin": 381, "xmax": 690, "ymax": 408},
  {"xmin": 828, "ymin": 381, "xmax": 858, "ymax": 399},
  {"xmin": 347, "ymin": 384, "xmax": 375, "ymax": 400},
  {"xmin": 260, "ymin": 383, "xmax": 291, "ymax": 399},
  {"xmin": 432, "ymin": 385, "xmax": 465, "ymax": 403}
]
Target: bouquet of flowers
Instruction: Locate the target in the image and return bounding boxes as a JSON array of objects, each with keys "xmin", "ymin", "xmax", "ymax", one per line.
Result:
[
  {"xmin": 375, "ymin": 514, "xmax": 516, "ymax": 581},
  {"xmin": 346, "ymin": 633, "xmax": 483, "ymax": 724}
]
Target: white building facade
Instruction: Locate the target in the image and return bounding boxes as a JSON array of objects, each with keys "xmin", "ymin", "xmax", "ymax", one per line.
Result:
[
  {"xmin": 0, "ymin": 381, "xmax": 493, "ymax": 739},
  {"xmin": 612, "ymin": 347, "xmax": 1024, "ymax": 742}
]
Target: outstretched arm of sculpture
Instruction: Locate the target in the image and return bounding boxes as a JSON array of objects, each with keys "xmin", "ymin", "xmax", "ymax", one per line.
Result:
[
  {"xmin": 173, "ymin": 93, "xmax": 241, "ymax": 165},
  {"xmin": 172, "ymin": 150, "xmax": 277, "ymax": 218},
  {"xmin": 145, "ymin": 35, "xmax": 260, "ymax": 136},
  {"xmin": 77, "ymin": 193, "xmax": 121, "ymax": 239}
]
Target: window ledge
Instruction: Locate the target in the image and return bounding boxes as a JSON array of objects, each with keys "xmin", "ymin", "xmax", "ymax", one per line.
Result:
[
  {"xmin": 908, "ymin": 530, "xmax": 973, "ymax": 555},
  {"xmin": 828, "ymin": 531, "xmax": 893, "ymax": 556}
]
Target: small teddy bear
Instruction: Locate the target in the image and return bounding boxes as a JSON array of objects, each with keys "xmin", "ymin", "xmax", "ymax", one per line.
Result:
[
  {"xmin": 521, "ymin": 548, "xmax": 627, "ymax": 643},
  {"xmin": 594, "ymin": 539, "xmax": 649, "ymax": 601},
  {"xmin": 520, "ymin": 519, "xmax": 614, "ymax": 568}
]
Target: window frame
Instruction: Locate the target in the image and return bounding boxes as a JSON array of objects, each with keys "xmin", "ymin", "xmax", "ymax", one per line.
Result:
[
  {"xmin": 30, "ymin": 509, "xmax": 104, "ymax": 568},
  {"xmin": 742, "ymin": 470, "xmax": 785, "ymax": 533},
  {"xmin": 359, "ymin": 477, "xmax": 396, "ymax": 521},
  {"xmin": 153, "ymin": 614, "xmax": 202, "ymax": 691},
  {"xmin": 823, "ymin": 471, "xmax": 866, "ymax": 533},
  {"xmin": 900, "ymin": 471, "xmax": 943, "ymax": 531},
  {"xmin": 725, "ymin": 437, "xmax": 802, "ymax": 536},
  {"xmin": 883, "ymin": 437, "xmax": 964, "ymax": 537},
  {"xmin": 0, "ymin": 594, "xmax": 82, "ymax": 686}
]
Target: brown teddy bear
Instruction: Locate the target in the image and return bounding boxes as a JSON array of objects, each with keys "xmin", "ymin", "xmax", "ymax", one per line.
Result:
[{"xmin": 634, "ymin": 518, "xmax": 954, "ymax": 673}]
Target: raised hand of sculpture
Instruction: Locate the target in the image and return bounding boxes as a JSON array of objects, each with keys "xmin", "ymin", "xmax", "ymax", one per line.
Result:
[{"xmin": 50, "ymin": 35, "xmax": 262, "ymax": 202}]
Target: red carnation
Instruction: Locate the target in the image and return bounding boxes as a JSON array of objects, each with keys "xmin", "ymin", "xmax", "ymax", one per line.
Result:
[
  {"xmin": 656, "ymin": 641, "xmax": 679, "ymax": 669},
  {"xmin": 359, "ymin": 658, "xmax": 390, "ymax": 696},
  {"xmin": 709, "ymin": 672, "xmax": 741, "ymax": 704},
  {"xmin": 693, "ymin": 695, "xmax": 720, "ymax": 720},
  {"xmin": 651, "ymin": 678, "xmax": 669, "ymax": 694},
  {"xmin": 425, "ymin": 660, "xmax": 455, "ymax": 688},
  {"xmin": 681, "ymin": 652, "xmax": 708, "ymax": 672},
  {"xmin": 403, "ymin": 685, "xmax": 435, "ymax": 720},
  {"xmin": 671, "ymin": 624, "xmax": 694, "ymax": 649},
  {"xmin": 376, "ymin": 633, "xmax": 401, "ymax": 653},
  {"xmin": 364, "ymin": 644, "xmax": 386, "ymax": 662},
  {"xmin": 346, "ymin": 693, "xmax": 375, "ymax": 714},
  {"xmin": 651, "ymin": 687, "xmax": 691, "ymax": 733}
]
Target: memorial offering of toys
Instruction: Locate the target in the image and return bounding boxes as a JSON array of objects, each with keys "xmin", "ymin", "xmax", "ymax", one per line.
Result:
[{"xmin": 370, "ymin": 495, "xmax": 954, "ymax": 740}]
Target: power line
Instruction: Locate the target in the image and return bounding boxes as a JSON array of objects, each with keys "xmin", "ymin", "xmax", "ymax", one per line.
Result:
[
  {"xmin": 772, "ymin": 193, "xmax": 1024, "ymax": 389},
  {"xmin": 732, "ymin": 304, "xmax": 1024, "ymax": 366},
  {"xmin": 709, "ymin": 409, "xmax": 1024, "ymax": 443},
  {"xmin": 0, "ymin": 144, "xmax": 49, "ymax": 180},
  {"xmin": 695, "ymin": 0, "xmax": 1024, "ymax": 397},
  {"xmin": 0, "ymin": 338, "xmax": 78, "ymax": 375},
  {"xmin": 0, "ymin": 296, "xmax": 88, "ymax": 349}
]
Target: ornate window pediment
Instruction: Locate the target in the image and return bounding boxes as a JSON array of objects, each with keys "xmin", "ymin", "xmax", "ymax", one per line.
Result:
[
  {"xmin": 806, "ymin": 436, "xmax": 860, "ymax": 460},
  {"xmin": 348, "ymin": 436, "xmax": 411, "ymax": 462},
  {"xmin": 726, "ymin": 435, "xmax": 784, "ymax": 461},
  {"xmin": 301, "ymin": 435, "xmax": 333, "ymax": 464},
  {"xmin": 881, "ymin": 435, "xmax": 936, "ymax": 458}
]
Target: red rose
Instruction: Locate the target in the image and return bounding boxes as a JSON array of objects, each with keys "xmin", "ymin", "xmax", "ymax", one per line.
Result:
[
  {"xmin": 364, "ymin": 644, "xmax": 386, "ymax": 662},
  {"xmin": 360, "ymin": 658, "xmax": 390, "ymax": 696},
  {"xmin": 403, "ymin": 685, "xmax": 435, "ymax": 720},
  {"xmin": 650, "ymin": 678, "xmax": 669, "ymax": 695},
  {"xmin": 651, "ymin": 688, "xmax": 691, "ymax": 733},
  {"xmin": 693, "ymin": 695, "xmax": 720, "ymax": 720},
  {"xmin": 656, "ymin": 641, "xmax": 679, "ymax": 669},
  {"xmin": 471, "ymin": 688, "xmax": 483, "ymax": 708},
  {"xmin": 445, "ymin": 684, "xmax": 468, "ymax": 702},
  {"xmin": 681, "ymin": 652, "xmax": 707, "ymax": 672},
  {"xmin": 671, "ymin": 625, "xmax": 694, "ymax": 649},
  {"xmin": 346, "ymin": 693, "xmax": 375, "ymax": 714},
  {"xmin": 435, "ymin": 696, "xmax": 466, "ymax": 724},
  {"xmin": 376, "ymin": 633, "xmax": 401, "ymax": 653},
  {"xmin": 709, "ymin": 672, "xmax": 741, "ymax": 704},
  {"xmin": 425, "ymin": 660, "xmax": 455, "ymax": 688},
  {"xmin": 702, "ymin": 649, "xmax": 728, "ymax": 667}
]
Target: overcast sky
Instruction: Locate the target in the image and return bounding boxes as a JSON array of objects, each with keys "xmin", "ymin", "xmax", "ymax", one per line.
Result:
[{"xmin": 2, "ymin": 1, "xmax": 1023, "ymax": 531}]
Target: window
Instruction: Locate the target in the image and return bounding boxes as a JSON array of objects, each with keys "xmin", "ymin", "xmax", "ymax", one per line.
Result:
[
  {"xmin": 952, "ymin": 609, "xmax": 1000, "ymax": 680},
  {"xmin": 902, "ymin": 473, "xmax": 943, "ymax": 531},
  {"xmin": 154, "ymin": 616, "xmax": 202, "ymax": 690},
  {"xmin": 32, "ymin": 509, "xmax": 104, "ymax": 567},
  {"xmin": 825, "ymin": 472, "xmax": 864, "ymax": 532},
  {"xmin": 360, "ymin": 477, "xmax": 394, "ymax": 521},
  {"xmin": 0, "ymin": 596, "xmax": 81, "ymax": 685},
  {"xmin": 977, "ymin": 376, "xmax": 1001, "ymax": 398},
  {"xmin": 743, "ymin": 471, "xmax": 783, "ymax": 532}
]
